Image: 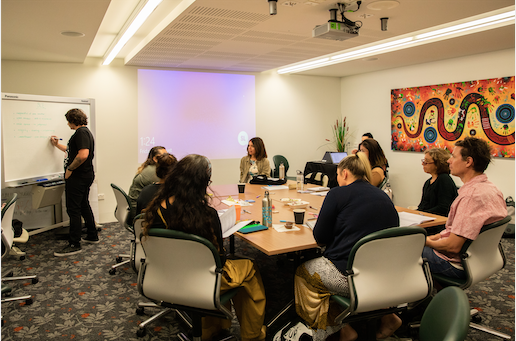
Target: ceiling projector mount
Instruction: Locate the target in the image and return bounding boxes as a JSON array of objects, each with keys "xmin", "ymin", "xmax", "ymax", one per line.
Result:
[{"xmin": 313, "ymin": 1, "xmax": 363, "ymax": 41}]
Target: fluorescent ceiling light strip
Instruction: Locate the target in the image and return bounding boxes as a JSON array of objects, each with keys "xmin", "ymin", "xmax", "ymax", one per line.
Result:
[
  {"xmin": 277, "ymin": 9, "xmax": 514, "ymax": 74},
  {"xmin": 278, "ymin": 58, "xmax": 330, "ymax": 74},
  {"xmin": 416, "ymin": 11, "xmax": 515, "ymax": 39},
  {"xmin": 415, "ymin": 17, "xmax": 515, "ymax": 43},
  {"xmin": 103, "ymin": 0, "xmax": 163, "ymax": 65},
  {"xmin": 331, "ymin": 41, "xmax": 415, "ymax": 62},
  {"xmin": 331, "ymin": 37, "xmax": 413, "ymax": 61}
]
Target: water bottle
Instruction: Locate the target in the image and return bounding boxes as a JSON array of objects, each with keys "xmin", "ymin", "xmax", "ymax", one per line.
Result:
[
  {"xmin": 279, "ymin": 162, "xmax": 285, "ymax": 180},
  {"xmin": 262, "ymin": 191, "xmax": 272, "ymax": 227},
  {"xmin": 296, "ymin": 170, "xmax": 304, "ymax": 192}
]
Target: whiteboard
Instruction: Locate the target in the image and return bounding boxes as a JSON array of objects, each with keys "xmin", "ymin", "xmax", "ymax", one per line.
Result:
[{"xmin": 1, "ymin": 93, "xmax": 96, "ymax": 187}]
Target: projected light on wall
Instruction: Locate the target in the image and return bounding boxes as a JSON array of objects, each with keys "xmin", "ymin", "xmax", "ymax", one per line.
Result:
[{"xmin": 138, "ymin": 70, "xmax": 256, "ymax": 162}]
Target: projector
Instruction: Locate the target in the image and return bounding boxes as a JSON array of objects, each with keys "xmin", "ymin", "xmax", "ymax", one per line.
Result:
[{"xmin": 312, "ymin": 22, "xmax": 359, "ymax": 41}]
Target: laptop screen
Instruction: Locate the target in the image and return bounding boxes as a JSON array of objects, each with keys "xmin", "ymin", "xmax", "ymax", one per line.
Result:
[{"xmin": 330, "ymin": 152, "xmax": 348, "ymax": 164}]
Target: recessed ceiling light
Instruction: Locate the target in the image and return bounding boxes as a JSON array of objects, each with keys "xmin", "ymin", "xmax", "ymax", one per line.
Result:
[
  {"xmin": 367, "ymin": 1, "xmax": 400, "ymax": 11},
  {"xmin": 61, "ymin": 31, "xmax": 85, "ymax": 37}
]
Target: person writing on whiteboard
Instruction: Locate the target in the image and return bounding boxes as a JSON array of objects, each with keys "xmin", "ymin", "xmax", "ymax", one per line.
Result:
[
  {"xmin": 50, "ymin": 108, "xmax": 98, "ymax": 257},
  {"xmin": 239, "ymin": 137, "xmax": 271, "ymax": 183}
]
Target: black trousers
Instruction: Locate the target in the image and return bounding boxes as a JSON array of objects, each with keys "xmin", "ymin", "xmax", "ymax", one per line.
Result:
[{"xmin": 65, "ymin": 175, "xmax": 97, "ymax": 245}]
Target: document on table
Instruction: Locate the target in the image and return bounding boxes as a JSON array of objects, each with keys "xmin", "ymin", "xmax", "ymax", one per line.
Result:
[
  {"xmin": 219, "ymin": 205, "xmax": 254, "ymax": 238},
  {"xmin": 221, "ymin": 196, "xmax": 252, "ymax": 206},
  {"xmin": 261, "ymin": 185, "xmax": 289, "ymax": 190},
  {"xmin": 398, "ymin": 211, "xmax": 435, "ymax": 226}
]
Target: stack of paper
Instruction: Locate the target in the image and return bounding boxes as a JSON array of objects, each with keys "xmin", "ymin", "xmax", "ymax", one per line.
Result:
[
  {"xmin": 398, "ymin": 211, "xmax": 435, "ymax": 226},
  {"xmin": 218, "ymin": 205, "xmax": 255, "ymax": 238}
]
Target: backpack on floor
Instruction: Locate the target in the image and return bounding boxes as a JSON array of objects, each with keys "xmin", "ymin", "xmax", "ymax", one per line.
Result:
[{"xmin": 273, "ymin": 320, "xmax": 313, "ymax": 341}]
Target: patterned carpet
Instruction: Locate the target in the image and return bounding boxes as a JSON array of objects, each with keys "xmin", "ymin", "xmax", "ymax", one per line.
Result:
[{"xmin": 1, "ymin": 222, "xmax": 514, "ymax": 341}]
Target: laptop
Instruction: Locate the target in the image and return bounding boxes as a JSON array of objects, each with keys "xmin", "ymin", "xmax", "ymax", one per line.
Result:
[{"xmin": 322, "ymin": 151, "xmax": 348, "ymax": 164}]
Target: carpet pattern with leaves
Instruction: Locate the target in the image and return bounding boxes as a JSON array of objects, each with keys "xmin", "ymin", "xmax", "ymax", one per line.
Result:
[{"xmin": 1, "ymin": 222, "xmax": 514, "ymax": 340}]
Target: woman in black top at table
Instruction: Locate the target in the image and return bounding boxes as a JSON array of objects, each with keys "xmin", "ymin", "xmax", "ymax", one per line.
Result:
[
  {"xmin": 359, "ymin": 138, "xmax": 389, "ymax": 187},
  {"xmin": 417, "ymin": 148, "xmax": 458, "ymax": 216},
  {"xmin": 294, "ymin": 152, "xmax": 400, "ymax": 341},
  {"xmin": 142, "ymin": 154, "xmax": 266, "ymax": 341}
]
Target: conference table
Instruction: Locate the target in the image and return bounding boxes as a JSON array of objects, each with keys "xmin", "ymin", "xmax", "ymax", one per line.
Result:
[{"xmin": 209, "ymin": 181, "xmax": 447, "ymax": 256}]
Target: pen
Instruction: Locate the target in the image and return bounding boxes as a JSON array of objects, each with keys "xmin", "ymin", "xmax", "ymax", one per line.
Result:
[
  {"xmin": 243, "ymin": 209, "xmax": 251, "ymax": 214},
  {"xmin": 280, "ymin": 220, "xmax": 294, "ymax": 223},
  {"xmin": 309, "ymin": 205, "xmax": 318, "ymax": 210},
  {"xmin": 256, "ymin": 195, "xmax": 261, "ymax": 198},
  {"xmin": 308, "ymin": 218, "xmax": 317, "ymax": 221}
]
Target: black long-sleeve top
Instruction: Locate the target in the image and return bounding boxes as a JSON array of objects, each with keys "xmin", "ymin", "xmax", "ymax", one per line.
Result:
[
  {"xmin": 417, "ymin": 173, "xmax": 458, "ymax": 217},
  {"xmin": 313, "ymin": 179, "xmax": 400, "ymax": 274}
]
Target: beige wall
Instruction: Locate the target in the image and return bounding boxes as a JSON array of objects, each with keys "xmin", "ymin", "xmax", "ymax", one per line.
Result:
[
  {"xmin": 3, "ymin": 49, "xmax": 513, "ymax": 223},
  {"xmin": 1, "ymin": 59, "xmax": 340, "ymax": 223},
  {"xmin": 341, "ymin": 49, "xmax": 516, "ymax": 208}
]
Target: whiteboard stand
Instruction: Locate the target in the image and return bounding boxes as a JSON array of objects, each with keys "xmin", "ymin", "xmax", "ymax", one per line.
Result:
[{"xmin": 28, "ymin": 183, "xmax": 70, "ymax": 236}]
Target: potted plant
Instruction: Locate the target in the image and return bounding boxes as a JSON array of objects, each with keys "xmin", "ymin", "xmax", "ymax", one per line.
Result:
[{"xmin": 326, "ymin": 117, "xmax": 349, "ymax": 152}]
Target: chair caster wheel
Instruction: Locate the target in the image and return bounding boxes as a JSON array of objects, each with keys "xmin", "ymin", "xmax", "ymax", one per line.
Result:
[
  {"xmin": 19, "ymin": 256, "xmax": 25, "ymax": 261},
  {"xmin": 116, "ymin": 257, "xmax": 123, "ymax": 263},
  {"xmin": 109, "ymin": 268, "xmax": 116, "ymax": 275},
  {"xmin": 25, "ymin": 298, "xmax": 33, "ymax": 305},
  {"xmin": 472, "ymin": 314, "xmax": 482, "ymax": 323},
  {"xmin": 137, "ymin": 328, "xmax": 147, "ymax": 337},
  {"xmin": 136, "ymin": 307, "xmax": 145, "ymax": 315},
  {"xmin": 31, "ymin": 278, "xmax": 39, "ymax": 284}
]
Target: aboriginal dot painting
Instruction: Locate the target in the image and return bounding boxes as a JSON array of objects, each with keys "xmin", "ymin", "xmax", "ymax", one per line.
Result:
[{"xmin": 391, "ymin": 76, "xmax": 515, "ymax": 158}]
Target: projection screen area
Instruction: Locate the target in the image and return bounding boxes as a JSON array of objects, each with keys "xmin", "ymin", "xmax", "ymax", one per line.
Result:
[{"xmin": 137, "ymin": 69, "xmax": 256, "ymax": 163}]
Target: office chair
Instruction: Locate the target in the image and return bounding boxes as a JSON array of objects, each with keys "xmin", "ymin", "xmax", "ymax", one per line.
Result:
[
  {"xmin": 431, "ymin": 216, "xmax": 511, "ymax": 339},
  {"xmin": 304, "ymin": 172, "xmax": 329, "ymax": 188},
  {"xmin": 1, "ymin": 194, "xmax": 38, "ymax": 307},
  {"xmin": 137, "ymin": 228, "xmax": 239, "ymax": 340},
  {"xmin": 418, "ymin": 286, "xmax": 470, "ymax": 341},
  {"xmin": 1, "ymin": 193, "xmax": 28, "ymax": 261},
  {"xmin": 109, "ymin": 184, "xmax": 134, "ymax": 275},
  {"xmin": 272, "ymin": 155, "xmax": 296, "ymax": 180},
  {"xmin": 330, "ymin": 227, "xmax": 432, "ymax": 339}
]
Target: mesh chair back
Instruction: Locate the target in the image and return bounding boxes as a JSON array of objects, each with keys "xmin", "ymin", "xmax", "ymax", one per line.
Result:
[
  {"xmin": 419, "ymin": 287, "xmax": 470, "ymax": 341},
  {"xmin": 111, "ymin": 184, "xmax": 131, "ymax": 228},
  {"xmin": 1, "ymin": 194, "xmax": 17, "ymax": 251},
  {"xmin": 349, "ymin": 227, "xmax": 431, "ymax": 313},
  {"xmin": 461, "ymin": 216, "xmax": 509, "ymax": 288},
  {"xmin": 139, "ymin": 228, "xmax": 222, "ymax": 311},
  {"xmin": 132, "ymin": 217, "xmax": 145, "ymax": 273}
]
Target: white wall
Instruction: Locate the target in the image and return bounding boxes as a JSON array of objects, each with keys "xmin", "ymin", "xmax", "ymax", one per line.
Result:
[
  {"xmin": 2, "ymin": 59, "xmax": 340, "ymax": 223},
  {"xmin": 341, "ymin": 49, "xmax": 515, "ymax": 208}
]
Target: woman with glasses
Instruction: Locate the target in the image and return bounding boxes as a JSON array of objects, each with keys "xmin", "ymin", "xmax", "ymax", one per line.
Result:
[{"xmin": 417, "ymin": 148, "xmax": 458, "ymax": 216}]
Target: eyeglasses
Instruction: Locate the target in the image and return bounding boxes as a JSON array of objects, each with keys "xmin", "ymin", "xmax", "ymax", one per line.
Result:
[{"xmin": 421, "ymin": 159, "xmax": 434, "ymax": 165}]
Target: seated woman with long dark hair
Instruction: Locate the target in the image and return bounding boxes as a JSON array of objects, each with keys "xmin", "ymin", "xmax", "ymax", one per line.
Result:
[
  {"xmin": 240, "ymin": 137, "xmax": 271, "ymax": 183},
  {"xmin": 359, "ymin": 138, "xmax": 389, "ymax": 187},
  {"xmin": 295, "ymin": 152, "xmax": 400, "ymax": 341},
  {"xmin": 142, "ymin": 154, "xmax": 266, "ymax": 341}
]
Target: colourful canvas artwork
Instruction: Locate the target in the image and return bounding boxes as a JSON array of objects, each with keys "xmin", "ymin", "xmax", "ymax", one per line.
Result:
[{"xmin": 391, "ymin": 77, "xmax": 515, "ymax": 158}]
